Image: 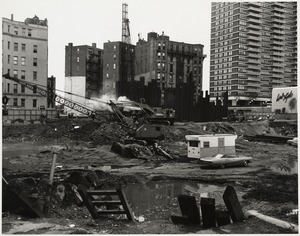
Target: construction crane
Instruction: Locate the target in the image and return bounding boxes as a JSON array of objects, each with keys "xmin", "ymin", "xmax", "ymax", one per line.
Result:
[
  {"xmin": 122, "ymin": 3, "xmax": 131, "ymax": 44},
  {"xmin": 2, "ymin": 73, "xmax": 165, "ymax": 141}
]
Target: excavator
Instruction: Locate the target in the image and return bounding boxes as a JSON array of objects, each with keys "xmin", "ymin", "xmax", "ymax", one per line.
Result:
[{"xmin": 2, "ymin": 73, "xmax": 166, "ymax": 142}]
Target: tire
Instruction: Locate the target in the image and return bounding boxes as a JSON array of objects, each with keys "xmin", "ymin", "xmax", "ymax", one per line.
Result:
[{"xmin": 243, "ymin": 161, "xmax": 249, "ymax": 167}]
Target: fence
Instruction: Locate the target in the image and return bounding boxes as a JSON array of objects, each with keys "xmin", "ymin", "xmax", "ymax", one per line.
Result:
[
  {"xmin": 116, "ymin": 78, "xmax": 228, "ymax": 122},
  {"xmin": 3, "ymin": 108, "xmax": 57, "ymax": 122}
]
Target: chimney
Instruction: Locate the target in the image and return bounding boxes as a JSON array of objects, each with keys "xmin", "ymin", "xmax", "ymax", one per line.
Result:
[
  {"xmin": 11, "ymin": 14, "xmax": 13, "ymax": 21},
  {"xmin": 92, "ymin": 43, "xmax": 96, "ymax": 48}
]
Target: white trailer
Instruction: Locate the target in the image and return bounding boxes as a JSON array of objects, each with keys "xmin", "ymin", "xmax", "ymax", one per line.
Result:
[{"xmin": 185, "ymin": 134, "xmax": 237, "ymax": 159}]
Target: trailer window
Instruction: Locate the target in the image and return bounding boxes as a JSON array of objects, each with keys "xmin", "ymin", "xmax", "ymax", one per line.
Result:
[
  {"xmin": 203, "ymin": 141, "xmax": 210, "ymax": 148},
  {"xmin": 189, "ymin": 141, "xmax": 199, "ymax": 147}
]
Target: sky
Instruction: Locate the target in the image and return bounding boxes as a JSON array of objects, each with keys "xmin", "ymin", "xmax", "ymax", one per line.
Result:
[{"xmin": 1, "ymin": 0, "xmax": 212, "ymax": 92}]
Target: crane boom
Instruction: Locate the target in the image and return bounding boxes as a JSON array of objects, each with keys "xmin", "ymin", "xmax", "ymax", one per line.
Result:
[{"xmin": 3, "ymin": 73, "xmax": 96, "ymax": 118}]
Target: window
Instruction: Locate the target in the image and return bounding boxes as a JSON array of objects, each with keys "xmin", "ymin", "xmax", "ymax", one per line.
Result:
[
  {"xmin": 13, "ymin": 70, "xmax": 18, "ymax": 78},
  {"xmin": 28, "ymin": 29, "xmax": 32, "ymax": 37},
  {"xmin": 189, "ymin": 141, "xmax": 199, "ymax": 147},
  {"xmin": 21, "ymin": 99, "xmax": 25, "ymax": 107},
  {"xmin": 8, "ymin": 25, "xmax": 10, "ymax": 32},
  {"xmin": 33, "ymin": 45, "xmax": 37, "ymax": 53},
  {"xmin": 13, "ymin": 84, "xmax": 18, "ymax": 93},
  {"xmin": 14, "ymin": 27, "xmax": 18, "ymax": 35},
  {"xmin": 106, "ymin": 73, "xmax": 109, "ymax": 79},
  {"xmin": 8, "ymin": 41, "xmax": 10, "ymax": 50},
  {"xmin": 21, "ymin": 85, "xmax": 25, "ymax": 93},
  {"xmin": 113, "ymin": 63, "xmax": 116, "ymax": 69},
  {"xmin": 76, "ymin": 65, "xmax": 79, "ymax": 71},
  {"xmin": 22, "ymin": 28, "xmax": 26, "ymax": 35},
  {"xmin": 7, "ymin": 84, "xmax": 10, "ymax": 93},
  {"xmin": 13, "ymin": 98, "xmax": 18, "ymax": 106},
  {"xmin": 33, "ymin": 99, "xmax": 37, "ymax": 108},
  {"xmin": 33, "ymin": 85, "xmax": 37, "ymax": 93},
  {"xmin": 21, "ymin": 70, "xmax": 25, "ymax": 80},
  {"xmin": 113, "ymin": 54, "xmax": 116, "ymax": 60},
  {"xmin": 77, "ymin": 48, "xmax": 80, "ymax": 53},
  {"xmin": 77, "ymin": 57, "xmax": 79, "ymax": 62},
  {"xmin": 8, "ymin": 55, "xmax": 10, "ymax": 64},
  {"xmin": 33, "ymin": 71, "xmax": 37, "ymax": 80},
  {"xmin": 21, "ymin": 57, "xmax": 26, "ymax": 65},
  {"xmin": 33, "ymin": 58, "xmax": 37, "ymax": 66},
  {"xmin": 14, "ymin": 43, "xmax": 18, "ymax": 51},
  {"xmin": 113, "ymin": 45, "xmax": 116, "ymax": 51},
  {"xmin": 203, "ymin": 141, "xmax": 210, "ymax": 148}
]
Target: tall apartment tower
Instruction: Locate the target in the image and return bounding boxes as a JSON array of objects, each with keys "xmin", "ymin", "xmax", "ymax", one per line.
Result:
[
  {"xmin": 135, "ymin": 32, "xmax": 206, "ymax": 101},
  {"xmin": 64, "ymin": 43, "xmax": 103, "ymax": 113},
  {"xmin": 102, "ymin": 41, "xmax": 135, "ymax": 96},
  {"xmin": 2, "ymin": 15, "xmax": 49, "ymax": 110},
  {"xmin": 210, "ymin": 2, "xmax": 297, "ymax": 106}
]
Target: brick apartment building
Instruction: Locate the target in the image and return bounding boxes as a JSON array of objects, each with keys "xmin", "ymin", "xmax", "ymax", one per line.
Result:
[
  {"xmin": 2, "ymin": 15, "xmax": 51, "ymax": 111},
  {"xmin": 102, "ymin": 41, "xmax": 135, "ymax": 96},
  {"xmin": 135, "ymin": 32, "xmax": 206, "ymax": 102},
  {"xmin": 64, "ymin": 42, "xmax": 103, "ymax": 113}
]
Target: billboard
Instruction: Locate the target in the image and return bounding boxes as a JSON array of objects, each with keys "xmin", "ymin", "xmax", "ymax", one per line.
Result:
[{"xmin": 272, "ymin": 87, "xmax": 297, "ymax": 113}]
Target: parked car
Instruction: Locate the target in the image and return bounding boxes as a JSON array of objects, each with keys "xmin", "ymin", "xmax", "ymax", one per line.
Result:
[
  {"xmin": 287, "ymin": 137, "xmax": 298, "ymax": 147},
  {"xmin": 200, "ymin": 153, "xmax": 253, "ymax": 169}
]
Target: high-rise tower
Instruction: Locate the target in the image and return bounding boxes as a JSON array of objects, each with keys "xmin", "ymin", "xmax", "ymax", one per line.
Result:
[{"xmin": 210, "ymin": 2, "xmax": 297, "ymax": 106}]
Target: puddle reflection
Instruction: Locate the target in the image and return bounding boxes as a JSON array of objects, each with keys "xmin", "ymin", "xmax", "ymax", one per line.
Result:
[{"xmin": 123, "ymin": 181, "xmax": 225, "ymax": 221}]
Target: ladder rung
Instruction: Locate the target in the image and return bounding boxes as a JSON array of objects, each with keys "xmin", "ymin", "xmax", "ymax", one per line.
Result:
[
  {"xmin": 97, "ymin": 210, "xmax": 126, "ymax": 215},
  {"xmin": 87, "ymin": 190, "xmax": 118, "ymax": 195},
  {"xmin": 92, "ymin": 200, "xmax": 122, "ymax": 206}
]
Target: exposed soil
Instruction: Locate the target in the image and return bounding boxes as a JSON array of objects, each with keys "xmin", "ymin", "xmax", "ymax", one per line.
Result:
[{"xmin": 2, "ymin": 118, "xmax": 298, "ymax": 234}]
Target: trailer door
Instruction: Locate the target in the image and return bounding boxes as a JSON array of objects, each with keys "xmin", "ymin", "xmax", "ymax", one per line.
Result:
[{"xmin": 218, "ymin": 138, "xmax": 225, "ymax": 154}]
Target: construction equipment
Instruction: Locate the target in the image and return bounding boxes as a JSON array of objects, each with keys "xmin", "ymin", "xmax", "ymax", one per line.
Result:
[
  {"xmin": 2, "ymin": 73, "xmax": 100, "ymax": 120},
  {"xmin": 2, "ymin": 73, "xmax": 165, "ymax": 141}
]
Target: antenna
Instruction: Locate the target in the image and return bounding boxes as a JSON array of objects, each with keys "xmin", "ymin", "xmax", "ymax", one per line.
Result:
[{"xmin": 122, "ymin": 3, "xmax": 131, "ymax": 44}]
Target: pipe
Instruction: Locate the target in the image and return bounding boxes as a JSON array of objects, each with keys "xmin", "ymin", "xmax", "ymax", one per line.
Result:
[{"xmin": 244, "ymin": 210, "xmax": 298, "ymax": 233}]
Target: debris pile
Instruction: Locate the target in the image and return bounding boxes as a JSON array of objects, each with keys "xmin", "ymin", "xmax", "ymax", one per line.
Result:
[{"xmin": 91, "ymin": 123, "xmax": 128, "ymax": 145}]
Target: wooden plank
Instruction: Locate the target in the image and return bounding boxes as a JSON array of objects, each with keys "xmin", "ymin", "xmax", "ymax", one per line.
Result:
[
  {"xmin": 77, "ymin": 184, "xmax": 99, "ymax": 219},
  {"xmin": 223, "ymin": 186, "xmax": 244, "ymax": 222},
  {"xmin": 97, "ymin": 210, "xmax": 126, "ymax": 215},
  {"xmin": 216, "ymin": 210, "xmax": 231, "ymax": 227},
  {"xmin": 177, "ymin": 195, "xmax": 200, "ymax": 225},
  {"xmin": 92, "ymin": 200, "xmax": 122, "ymax": 206},
  {"xmin": 171, "ymin": 215, "xmax": 190, "ymax": 224},
  {"xmin": 87, "ymin": 190, "xmax": 118, "ymax": 195},
  {"xmin": 200, "ymin": 197, "xmax": 216, "ymax": 228},
  {"xmin": 2, "ymin": 177, "xmax": 44, "ymax": 218},
  {"xmin": 116, "ymin": 188, "xmax": 134, "ymax": 221}
]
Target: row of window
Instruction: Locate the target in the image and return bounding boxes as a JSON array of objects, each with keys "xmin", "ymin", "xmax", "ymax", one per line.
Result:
[
  {"xmin": 8, "ymin": 55, "xmax": 38, "ymax": 66},
  {"xmin": 6, "ymin": 83, "xmax": 26, "ymax": 93},
  {"xmin": 7, "ymin": 69, "xmax": 38, "ymax": 80},
  {"xmin": 157, "ymin": 42, "xmax": 202, "ymax": 54},
  {"xmin": 7, "ymin": 24, "xmax": 32, "ymax": 37},
  {"xmin": 10, "ymin": 98, "xmax": 37, "ymax": 107},
  {"xmin": 7, "ymin": 42, "xmax": 38, "ymax": 53}
]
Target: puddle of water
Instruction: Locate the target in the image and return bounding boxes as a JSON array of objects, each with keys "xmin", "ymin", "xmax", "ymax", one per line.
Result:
[
  {"xmin": 270, "ymin": 160, "xmax": 298, "ymax": 175},
  {"xmin": 123, "ymin": 181, "xmax": 225, "ymax": 221}
]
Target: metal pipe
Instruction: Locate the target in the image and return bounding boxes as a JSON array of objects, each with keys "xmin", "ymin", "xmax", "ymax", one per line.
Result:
[{"xmin": 244, "ymin": 210, "xmax": 298, "ymax": 233}]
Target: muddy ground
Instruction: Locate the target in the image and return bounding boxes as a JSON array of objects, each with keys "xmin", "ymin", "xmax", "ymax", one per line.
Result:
[{"xmin": 2, "ymin": 118, "xmax": 298, "ymax": 234}]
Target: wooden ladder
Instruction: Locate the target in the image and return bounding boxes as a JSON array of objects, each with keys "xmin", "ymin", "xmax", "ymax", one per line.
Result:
[{"xmin": 77, "ymin": 185, "xmax": 134, "ymax": 221}]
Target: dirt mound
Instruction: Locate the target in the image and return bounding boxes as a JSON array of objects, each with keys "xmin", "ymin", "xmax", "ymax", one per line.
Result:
[{"xmin": 3, "ymin": 119, "xmax": 297, "ymax": 144}]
